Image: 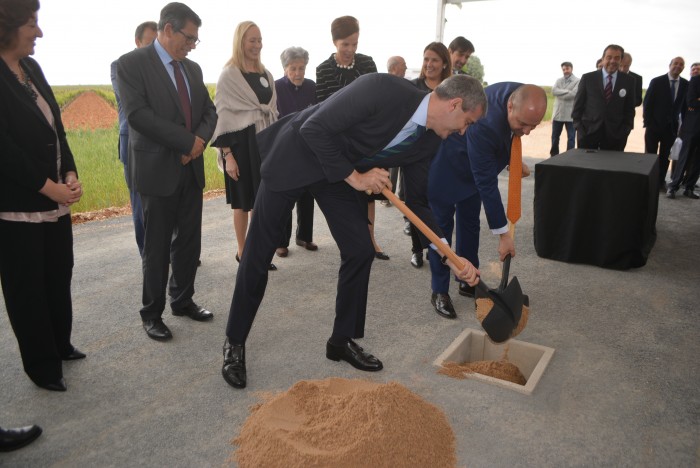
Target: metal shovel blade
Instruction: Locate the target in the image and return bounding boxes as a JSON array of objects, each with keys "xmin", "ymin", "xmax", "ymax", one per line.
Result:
[{"xmin": 477, "ymin": 277, "xmax": 524, "ymax": 343}]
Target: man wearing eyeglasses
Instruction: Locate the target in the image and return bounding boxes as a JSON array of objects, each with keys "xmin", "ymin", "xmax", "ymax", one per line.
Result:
[{"xmin": 117, "ymin": 2, "xmax": 218, "ymax": 341}]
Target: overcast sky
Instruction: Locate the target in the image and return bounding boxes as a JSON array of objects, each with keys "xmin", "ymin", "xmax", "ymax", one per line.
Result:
[{"xmin": 32, "ymin": 0, "xmax": 698, "ymax": 88}]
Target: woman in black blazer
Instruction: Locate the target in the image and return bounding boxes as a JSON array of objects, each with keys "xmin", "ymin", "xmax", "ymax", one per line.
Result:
[{"xmin": 0, "ymin": 0, "xmax": 84, "ymax": 392}]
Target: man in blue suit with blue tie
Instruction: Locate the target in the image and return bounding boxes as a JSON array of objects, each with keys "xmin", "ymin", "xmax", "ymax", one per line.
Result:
[
  {"xmin": 427, "ymin": 83, "xmax": 546, "ymax": 319},
  {"xmin": 110, "ymin": 21, "xmax": 158, "ymax": 257}
]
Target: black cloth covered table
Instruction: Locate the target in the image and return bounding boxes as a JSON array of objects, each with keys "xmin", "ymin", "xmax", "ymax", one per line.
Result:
[{"xmin": 534, "ymin": 149, "xmax": 659, "ymax": 270}]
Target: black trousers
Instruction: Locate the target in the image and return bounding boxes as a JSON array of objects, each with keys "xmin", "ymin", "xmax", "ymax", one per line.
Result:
[
  {"xmin": 280, "ymin": 190, "xmax": 315, "ymax": 247},
  {"xmin": 577, "ymin": 126, "xmax": 627, "ymax": 152},
  {"xmin": 669, "ymin": 130, "xmax": 700, "ymax": 192},
  {"xmin": 644, "ymin": 126, "xmax": 675, "ymax": 184},
  {"xmin": 226, "ymin": 180, "xmax": 374, "ymax": 344},
  {"xmin": 0, "ymin": 214, "xmax": 73, "ymax": 385},
  {"xmin": 139, "ymin": 165, "xmax": 202, "ymax": 319}
]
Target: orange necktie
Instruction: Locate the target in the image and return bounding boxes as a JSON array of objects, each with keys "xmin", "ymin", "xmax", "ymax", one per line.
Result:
[{"xmin": 507, "ymin": 135, "xmax": 522, "ymax": 229}]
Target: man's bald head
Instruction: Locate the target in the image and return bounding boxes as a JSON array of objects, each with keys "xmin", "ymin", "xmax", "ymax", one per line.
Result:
[{"xmin": 507, "ymin": 84, "xmax": 547, "ymax": 136}]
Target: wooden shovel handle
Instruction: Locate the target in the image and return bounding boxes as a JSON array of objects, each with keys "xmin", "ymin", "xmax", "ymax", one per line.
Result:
[{"xmin": 381, "ymin": 188, "xmax": 465, "ymax": 269}]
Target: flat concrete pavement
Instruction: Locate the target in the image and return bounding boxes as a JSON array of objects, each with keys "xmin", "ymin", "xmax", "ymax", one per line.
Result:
[{"xmin": 1, "ymin": 156, "xmax": 699, "ymax": 467}]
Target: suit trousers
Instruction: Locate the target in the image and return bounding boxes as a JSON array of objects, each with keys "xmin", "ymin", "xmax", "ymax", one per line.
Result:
[
  {"xmin": 139, "ymin": 164, "xmax": 202, "ymax": 319},
  {"xmin": 577, "ymin": 126, "xmax": 626, "ymax": 152},
  {"xmin": 280, "ymin": 190, "xmax": 315, "ymax": 247},
  {"xmin": 644, "ymin": 126, "xmax": 675, "ymax": 184},
  {"xmin": 0, "ymin": 214, "xmax": 73, "ymax": 385},
  {"xmin": 120, "ymin": 134, "xmax": 145, "ymax": 257},
  {"xmin": 226, "ymin": 180, "xmax": 375, "ymax": 344},
  {"xmin": 427, "ymin": 193, "xmax": 482, "ymax": 294},
  {"xmin": 669, "ymin": 130, "xmax": 700, "ymax": 192}
]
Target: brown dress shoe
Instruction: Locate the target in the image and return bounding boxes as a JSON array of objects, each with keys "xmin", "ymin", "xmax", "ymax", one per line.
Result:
[
  {"xmin": 295, "ymin": 239, "xmax": 318, "ymax": 251},
  {"xmin": 276, "ymin": 247, "xmax": 288, "ymax": 257}
]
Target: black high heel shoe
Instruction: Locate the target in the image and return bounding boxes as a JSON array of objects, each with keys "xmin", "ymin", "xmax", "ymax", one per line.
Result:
[{"xmin": 236, "ymin": 253, "xmax": 277, "ymax": 271}]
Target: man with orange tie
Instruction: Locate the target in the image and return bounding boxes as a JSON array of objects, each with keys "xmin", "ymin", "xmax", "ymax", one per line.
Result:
[{"xmin": 426, "ymin": 83, "xmax": 546, "ymax": 319}]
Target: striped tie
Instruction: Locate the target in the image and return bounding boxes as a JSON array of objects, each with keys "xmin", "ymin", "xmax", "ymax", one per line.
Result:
[
  {"xmin": 507, "ymin": 135, "xmax": 522, "ymax": 230},
  {"xmin": 364, "ymin": 125, "xmax": 426, "ymax": 162},
  {"xmin": 604, "ymin": 74, "xmax": 613, "ymax": 103}
]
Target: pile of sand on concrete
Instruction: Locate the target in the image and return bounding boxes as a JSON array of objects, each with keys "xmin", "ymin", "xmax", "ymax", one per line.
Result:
[
  {"xmin": 231, "ymin": 378, "xmax": 457, "ymax": 467},
  {"xmin": 439, "ymin": 360, "xmax": 526, "ymax": 385}
]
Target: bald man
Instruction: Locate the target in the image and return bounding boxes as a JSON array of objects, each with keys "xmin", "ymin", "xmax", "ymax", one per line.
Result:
[
  {"xmin": 387, "ymin": 56, "xmax": 407, "ymax": 78},
  {"xmin": 426, "ymin": 83, "xmax": 546, "ymax": 319}
]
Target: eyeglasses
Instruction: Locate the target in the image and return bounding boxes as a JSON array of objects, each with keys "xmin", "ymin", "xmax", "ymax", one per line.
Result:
[{"xmin": 176, "ymin": 30, "xmax": 200, "ymax": 46}]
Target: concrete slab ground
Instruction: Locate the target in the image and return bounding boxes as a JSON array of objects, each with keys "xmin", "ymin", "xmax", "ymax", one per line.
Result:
[{"xmin": 1, "ymin": 155, "xmax": 699, "ymax": 467}]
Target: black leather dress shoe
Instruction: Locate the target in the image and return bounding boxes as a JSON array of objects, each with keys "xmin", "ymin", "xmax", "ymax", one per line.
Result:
[
  {"xmin": 410, "ymin": 252, "xmax": 423, "ymax": 268},
  {"xmin": 143, "ymin": 319, "xmax": 172, "ymax": 341},
  {"xmin": 375, "ymin": 252, "xmax": 390, "ymax": 260},
  {"xmin": 458, "ymin": 282, "xmax": 475, "ymax": 298},
  {"xmin": 62, "ymin": 347, "xmax": 86, "ymax": 360},
  {"xmin": 222, "ymin": 339, "xmax": 246, "ymax": 389},
  {"xmin": 35, "ymin": 377, "xmax": 67, "ymax": 392},
  {"xmin": 326, "ymin": 339, "xmax": 383, "ymax": 371},
  {"xmin": 0, "ymin": 425, "xmax": 42, "ymax": 452},
  {"xmin": 667, "ymin": 189, "xmax": 676, "ymax": 199},
  {"xmin": 295, "ymin": 239, "xmax": 319, "ymax": 251},
  {"xmin": 172, "ymin": 303, "xmax": 213, "ymax": 321},
  {"xmin": 431, "ymin": 293, "xmax": 456, "ymax": 319},
  {"xmin": 683, "ymin": 189, "xmax": 699, "ymax": 199}
]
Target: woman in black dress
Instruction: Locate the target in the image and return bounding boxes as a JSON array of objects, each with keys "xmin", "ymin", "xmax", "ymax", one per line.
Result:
[
  {"xmin": 212, "ymin": 21, "xmax": 278, "ymax": 270},
  {"xmin": 315, "ymin": 16, "xmax": 389, "ymax": 260},
  {"xmin": 406, "ymin": 42, "xmax": 451, "ymax": 268}
]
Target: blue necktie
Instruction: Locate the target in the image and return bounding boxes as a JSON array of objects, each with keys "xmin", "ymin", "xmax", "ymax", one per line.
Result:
[{"xmin": 364, "ymin": 125, "xmax": 426, "ymax": 162}]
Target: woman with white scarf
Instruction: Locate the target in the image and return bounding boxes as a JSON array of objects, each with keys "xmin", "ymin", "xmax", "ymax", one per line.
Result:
[{"xmin": 212, "ymin": 21, "xmax": 278, "ymax": 270}]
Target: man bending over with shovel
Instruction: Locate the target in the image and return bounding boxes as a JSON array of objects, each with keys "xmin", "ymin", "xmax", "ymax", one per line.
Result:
[
  {"xmin": 427, "ymin": 83, "xmax": 546, "ymax": 319},
  {"xmin": 221, "ymin": 73, "xmax": 487, "ymax": 389}
]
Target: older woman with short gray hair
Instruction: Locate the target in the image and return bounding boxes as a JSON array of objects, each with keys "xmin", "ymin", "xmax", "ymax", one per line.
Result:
[{"xmin": 274, "ymin": 46, "xmax": 318, "ymax": 257}]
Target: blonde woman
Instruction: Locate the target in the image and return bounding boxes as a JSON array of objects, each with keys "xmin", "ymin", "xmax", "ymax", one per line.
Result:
[{"xmin": 212, "ymin": 21, "xmax": 278, "ymax": 270}]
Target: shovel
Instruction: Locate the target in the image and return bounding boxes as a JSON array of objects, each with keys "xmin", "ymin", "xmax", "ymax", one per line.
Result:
[{"xmin": 381, "ymin": 188, "xmax": 523, "ymax": 343}]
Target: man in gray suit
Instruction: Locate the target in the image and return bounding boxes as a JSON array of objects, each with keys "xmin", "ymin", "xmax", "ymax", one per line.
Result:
[
  {"xmin": 117, "ymin": 2, "xmax": 217, "ymax": 341},
  {"xmin": 550, "ymin": 62, "xmax": 579, "ymax": 156}
]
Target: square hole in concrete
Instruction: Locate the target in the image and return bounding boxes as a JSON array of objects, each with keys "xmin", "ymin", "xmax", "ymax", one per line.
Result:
[{"xmin": 433, "ymin": 328, "xmax": 555, "ymax": 395}]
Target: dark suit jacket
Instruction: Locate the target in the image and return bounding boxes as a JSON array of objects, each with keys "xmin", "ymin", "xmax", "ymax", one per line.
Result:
[
  {"xmin": 572, "ymin": 70, "xmax": 636, "ymax": 141},
  {"xmin": 117, "ymin": 42, "xmax": 217, "ymax": 196},
  {"xmin": 643, "ymin": 73, "xmax": 688, "ymax": 134},
  {"xmin": 0, "ymin": 57, "xmax": 77, "ymax": 213},
  {"xmin": 428, "ymin": 82, "xmax": 521, "ymax": 231},
  {"xmin": 628, "ymin": 70, "xmax": 643, "ymax": 107},
  {"xmin": 257, "ymin": 73, "xmax": 443, "ymax": 238},
  {"xmin": 681, "ymin": 75, "xmax": 700, "ymax": 138}
]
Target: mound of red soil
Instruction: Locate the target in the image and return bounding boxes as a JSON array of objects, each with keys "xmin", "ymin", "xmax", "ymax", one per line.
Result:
[{"xmin": 61, "ymin": 91, "xmax": 117, "ymax": 131}]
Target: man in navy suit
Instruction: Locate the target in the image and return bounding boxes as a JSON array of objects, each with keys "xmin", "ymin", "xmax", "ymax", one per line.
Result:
[
  {"xmin": 221, "ymin": 74, "xmax": 487, "ymax": 389},
  {"xmin": 668, "ymin": 74, "xmax": 700, "ymax": 199},
  {"xmin": 117, "ymin": 2, "xmax": 217, "ymax": 341},
  {"xmin": 110, "ymin": 21, "xmax": 157, "ymax": 257},
  {"xmin": 572, "ymin": 44, "xmax": 636, "ymax": 151},
  {"xmin": 643, "ymin": 57, "xmax": 688, "ymax": 189},
  {"xmin": 426, "ymin": 83, "xmax": 546, "ymax": 319}
]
